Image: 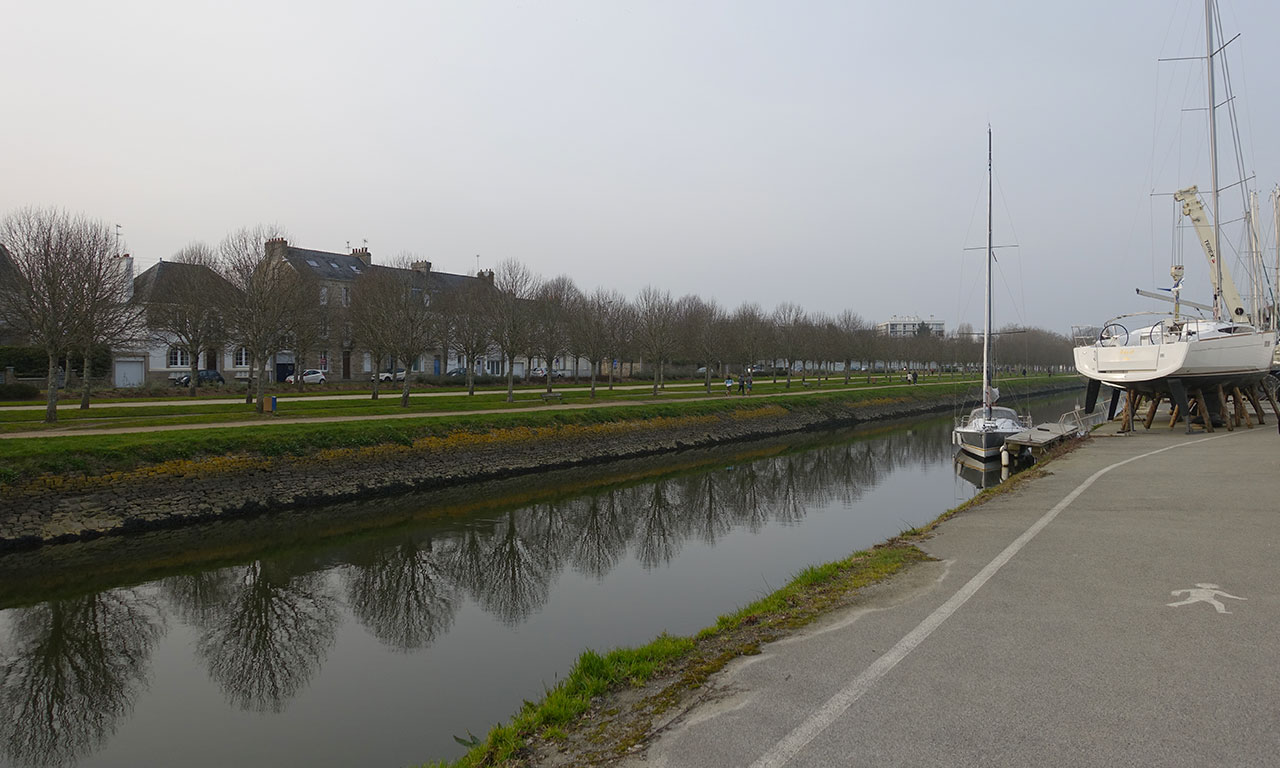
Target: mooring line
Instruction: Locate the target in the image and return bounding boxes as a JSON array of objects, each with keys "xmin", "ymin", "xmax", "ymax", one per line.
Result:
[{"xmin": 749, "ymin": 430, "xmax": 1238, "ymax": 768}]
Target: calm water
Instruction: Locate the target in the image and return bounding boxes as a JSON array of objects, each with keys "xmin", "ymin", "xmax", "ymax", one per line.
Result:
[{"xmin": 0, "ymin": 393, "xmax": 1080, "ymax": 768}]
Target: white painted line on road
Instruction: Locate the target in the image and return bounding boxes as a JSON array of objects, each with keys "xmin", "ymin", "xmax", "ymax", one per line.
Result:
[{"xmin": 749, "ymin": 431, "xmax": 1237, "ymax": 768}]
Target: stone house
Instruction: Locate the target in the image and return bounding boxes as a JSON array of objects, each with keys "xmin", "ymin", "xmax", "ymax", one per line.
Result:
[{"xmin": 266, "ymin": 239, "xmax": 511, "ymax": 379}]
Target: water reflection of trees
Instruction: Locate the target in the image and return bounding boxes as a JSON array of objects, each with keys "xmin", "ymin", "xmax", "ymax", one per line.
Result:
[
  {"xmin": 344, "ymin": 538, "xmax": 459, "ymax": 651},
  {"xmin": 0, "ymin": 590, "xmax": 162, "ymax": 768},
  {"xmin": 417, "ymin": 423, "xmax": 958, "ymax": 625},
  {"xmin": 188, "ymin": 561, "xmax": 339, "ymax": 713},
  {"xmin": 0, "ymin": 420, "xmax": 964, "ymax": 765}
]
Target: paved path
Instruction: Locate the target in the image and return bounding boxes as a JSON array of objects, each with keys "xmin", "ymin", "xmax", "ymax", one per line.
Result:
[
  {"xmin": 0, "ymin": 377, "xmax": 996, "ymax": 440},
  {"xmin": 0, "ymin": 381, "xmax": 709, "ymax": 411},
  {"xmin": 626, "ymin": 420, "xmax": 1280, "ymax": 767}
]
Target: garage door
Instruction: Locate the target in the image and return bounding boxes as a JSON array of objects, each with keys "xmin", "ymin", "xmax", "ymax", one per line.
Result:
[{"xmin": 114, "ymin": 360, "xmax": 145, "ymax": 388}]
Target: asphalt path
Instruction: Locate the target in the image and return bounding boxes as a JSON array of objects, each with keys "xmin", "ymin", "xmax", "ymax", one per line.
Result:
[
  {"xmin": 0, "ymin": 380, "xmax": 709, "ymax": 411},
  {"xmin": 0, "ymin": 376, "xmax": 987, "ymax": 440},
  {"xmin": 625, "ymin": 420, "xmax": 1280, "ymax": 767}
]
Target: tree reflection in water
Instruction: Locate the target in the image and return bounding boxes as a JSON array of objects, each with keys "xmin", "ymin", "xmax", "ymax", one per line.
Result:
[
  {"xmin": 192, "ymin": 561, "xmax": 339, "ymax": 713},
  {"xmin": 0, "ymin": 590, "xmax": 162, "ymax": 768},
  {"xmin": 343, "ymin": 538, "xmax": 459, "ymax": 651},
  {"xmin": 476, "ymin": 512, "xmax": 554, "ymax": 626},
  {"xmin": 0, "ymin": 418, "xmax": 972, "ymax": 765}
]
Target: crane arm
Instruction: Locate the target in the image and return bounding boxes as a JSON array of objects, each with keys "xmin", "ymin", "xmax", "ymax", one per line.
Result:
[{"xmin": 1173, "ymin": 185, "xmax": 1249, "ymax": 322}]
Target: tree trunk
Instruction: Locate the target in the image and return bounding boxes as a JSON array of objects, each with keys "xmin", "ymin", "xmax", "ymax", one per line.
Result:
[
  {"xmin": 296, "ymin": 351, "xmax": 306, "ymax": 392},
  {"xmin": 505, "ymin": 356, "xmax": 515, "ymax": 403},
  {"xmin": 188, "ymin": 350, "xmax": 199, "ymax": 397},
  {"xmin": 401, "ymin": 364, "xmax": 412, "ymax": 407},
  {"xmin": 589, "ymin": 359, "xmax": 597, "ymax": 399},
  {"xmin": 79, "ymin": 349, "xmax": 92, "ymax": 409},
  {"xmin": 44, "ymin": 351, "xmax": 58, "ymax": 424},
  {"xmin": 255, "ymin": 356, "xmax": 269, "ymax": 414},
  {"xmin": 844, "ymin": 358, "xmax": 852, "ymax": 385},
  {"xmin": 704, "ymin": 360, "xmax": 712, "ymax": 394},
  {"xmin": 468, "ymin": 356, "xmax": 477, "ymax": 397},
  {"xmin": 245, "ymin": 354, "xmax": 255, "ymax": 404}
]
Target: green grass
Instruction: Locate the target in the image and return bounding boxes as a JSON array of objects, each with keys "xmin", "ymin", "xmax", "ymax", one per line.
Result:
[
  {"xmin": 423, "ymin": 543, "xmax": 926, "ymax": 768},
  {"xmin": 0, "ymin": 375, "xmax": 1071, "ymax": 487}
]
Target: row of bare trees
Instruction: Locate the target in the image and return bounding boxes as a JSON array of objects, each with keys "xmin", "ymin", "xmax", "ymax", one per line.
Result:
[
  {"xmin": 0, "ymin": 208, "xmax": 144, "ymax": 422},
  {"xmin": 1, "ymin": 206, "xmax": 1074, "ymax": 422}
]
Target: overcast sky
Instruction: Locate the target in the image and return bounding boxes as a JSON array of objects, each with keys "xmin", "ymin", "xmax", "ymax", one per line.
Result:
[{"xmin": 4, "ymin": 0, "xmax": 1279, "ymax": 336}]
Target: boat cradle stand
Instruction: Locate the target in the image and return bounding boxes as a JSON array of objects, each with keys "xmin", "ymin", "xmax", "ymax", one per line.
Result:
[{"xmin": 1085, "ymin": 378, "xmax": 1280, "ymax": 435}]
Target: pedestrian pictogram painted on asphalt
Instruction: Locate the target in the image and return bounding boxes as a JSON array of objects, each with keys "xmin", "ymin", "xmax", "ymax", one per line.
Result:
[{"xmin": 1167, "ymin": 583, "xmax": 1246, "ymax": 614}]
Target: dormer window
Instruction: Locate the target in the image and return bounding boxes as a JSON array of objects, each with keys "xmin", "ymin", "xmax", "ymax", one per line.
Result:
[
  {"xmin": 350, "ymin": 265, "xmax": 361, "ymax": 273},
  {"xmin": 306, "ymin": 259, "xmax": 319, "ymax": 267},
  {"xmin": 329, "ymin": 262, "xmax": 340, "ymax": 269}
]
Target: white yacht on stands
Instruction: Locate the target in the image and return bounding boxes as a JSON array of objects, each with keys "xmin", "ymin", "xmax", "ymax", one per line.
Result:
[{"xmin": 1074, "ymin": 2, "xmax": 1273, "ymax": 417}]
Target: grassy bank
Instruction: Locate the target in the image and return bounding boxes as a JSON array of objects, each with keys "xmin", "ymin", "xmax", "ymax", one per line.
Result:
[
  {"xmin": 0, "ymin": 376, "xmax": 1073, "ymax": 487},
  {"xmin": 423, "ymin": 440, "xmax": 1077, "ymax": 768}
]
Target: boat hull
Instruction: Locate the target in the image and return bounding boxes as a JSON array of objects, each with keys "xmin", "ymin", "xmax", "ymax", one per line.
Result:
[
  {"xmin": 954, "ymin": 423, "xmax": 1022, "ymax": 460},
  {"xmin": 1073, "ymin": 331, "xmax": 1273, "ymax": 394}
]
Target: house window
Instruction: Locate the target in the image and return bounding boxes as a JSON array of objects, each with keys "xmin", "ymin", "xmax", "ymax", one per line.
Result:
[
  {"xmin": 167, "ymin": 347, "xmax": 190, "ymax": 368},
  {"xmin": 234, "ymin": 347, "xmax": 250, "ymax": 368},
  {"xmin": 306, "ymin": 259, "xmax": 319, "ymax": 267},
  {"xmin": 342, "ymin": 287, "xmax": 351, "ymax": 306},
  {"xmin": 319, "ymin": 351, "xmax": 330, "ymax": 372},
  {"xmin": 320, "ymin": 286, "xmax": 328, "ymax": 305}
]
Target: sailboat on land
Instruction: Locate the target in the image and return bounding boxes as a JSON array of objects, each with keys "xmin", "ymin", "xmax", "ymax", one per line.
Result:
[
  {"xmin": 954, "ymin": 128, "xmax": 1030, "ymax": 461},
  {"xmin": 1073, "ymin": 0, "xmax": 1273, "ymax": 419}
]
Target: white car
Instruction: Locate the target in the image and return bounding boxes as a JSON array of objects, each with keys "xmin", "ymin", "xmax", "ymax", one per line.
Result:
[
  {"xmin": 375, "ymin": 368, "xmax": 407, "ymax": 382},
  {"xmin": 286, "ymin": 369, "xmax": 326, "ymax": 384}
]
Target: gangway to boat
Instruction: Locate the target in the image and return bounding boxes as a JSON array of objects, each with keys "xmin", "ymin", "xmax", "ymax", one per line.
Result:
[{"xmin": 1001, "ymin": 408, "xmax": 1100, "ymax": 464}]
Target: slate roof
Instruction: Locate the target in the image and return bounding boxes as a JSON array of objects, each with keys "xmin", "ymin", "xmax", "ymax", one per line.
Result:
[
  {"xmin": 279, "ymin": 244, "xmax": 490, "ymax": 295},
  {"xmin": 131, "ymin": 261, "xmax": 233, "ymax": 303}
]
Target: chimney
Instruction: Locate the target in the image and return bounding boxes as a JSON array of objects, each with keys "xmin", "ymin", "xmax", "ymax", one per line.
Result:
[
  {"xmin": 265, "ymin": 237, "xmax": 289, "ymax": 261},
  {"xmin": 480, "ymin": 269, "xmax": 495, "ymax": 285},
  {"xmin": 351, "ymin": 246, "xmax": 372, "ymax": 265},
  {"xmin": 117, "ymin": 253, "xmax": 134, "ymax": 300},
  {"xmin": 411, "ymin": 260, "xmax": 432, "ymax": 273}
]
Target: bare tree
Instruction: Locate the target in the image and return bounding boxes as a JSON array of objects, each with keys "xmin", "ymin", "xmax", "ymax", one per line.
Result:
[
  {"xmin": 835, "ymin": 309, "xmax": 868, "ymax": 384},
  {"xmin": 0, "ymin": 208, "xmax": 99, "ymax": 422},
  {"xmin": 348, "ymin": 269, "xmax": 398, "ymax": 401},
  {"xmin": 220, "ymin": 227, "xmax": 297, "ymax": 414},
  {"xmin": 446, "ymin": 279, "xmax": 492, "ymax": 396},
  {"xmin": 773, "ymin": 302, "xmax": 806, "ymax": 389},
  {"xmin": 634, "ymin": 286, "xmax": 677, "ymax": 396},
  {"xmin": 143, "ymin": 243, "xmax": 230, "ymax": 397},
  {"xmin": 569, "ymin": 287, "xmax": 623, "ymax": 398},
  {"xmin": 677, "ymin": 295, "xmax": 725, "ymax": 394},
  {"xmin": 731, "ymin": 302, "xmax": 770, "ymax": 381},
  {"xmin": 487, "ymin": 259, "xmax": 537, "ymax": 403},
  {"xmin": 71, "ymin": 226, "xmax": 145, "ymax": 408},
  {"xmin": 529, "ymin": 275, "xmax": 579, "ymax": 393}
]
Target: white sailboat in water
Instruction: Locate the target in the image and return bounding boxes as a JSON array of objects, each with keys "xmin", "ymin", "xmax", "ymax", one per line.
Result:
[
  {"xmin": 954, "ymin": 128, "xmax": 1030, "ymax": 460},
  {"xmin": 1073, "ymin": 0, "xmax": 1274, "ymax": 423}
]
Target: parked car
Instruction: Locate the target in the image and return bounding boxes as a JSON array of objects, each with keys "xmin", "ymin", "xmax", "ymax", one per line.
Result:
[
  {"xmin": 444, "ymin": 367, "xmax": 468, "ymax": 377},
  {"xmin": 286, "ymin": 369, "xmax": 327, "ymax": 384},
  {"xmin": 528, "ymin": 367, "xmax": 548, "ymax": 379},
  {"xmin": 552, "ymin": 370, "xmax": 570, "ymax": 379},
  {"xmin": 174, "ymin": 370, "xmax": 225, "ymax": 387},
  {"xmin": 374, "ymin": 368, "xmax": 406, "ymax": 382}
]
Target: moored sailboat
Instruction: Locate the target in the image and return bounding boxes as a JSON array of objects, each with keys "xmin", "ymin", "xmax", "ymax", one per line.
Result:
[{"xmin": 954, "ymin": 128, "xmax": 1030, "ymax": 460}]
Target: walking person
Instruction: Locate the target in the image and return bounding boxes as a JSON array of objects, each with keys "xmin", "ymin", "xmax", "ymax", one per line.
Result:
[
  {"xmin": 725, "ymin": 376, "xmax": 733, "ymax": 396},
  {"xmin": 738, "ymin": 374, "xmax": 745, "ymax": 395},
  {"xmin": 746, "ymin": 372, "xmax": 753, "ymax": 395}
]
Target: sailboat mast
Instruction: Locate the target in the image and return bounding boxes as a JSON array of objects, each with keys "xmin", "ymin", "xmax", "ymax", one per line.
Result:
[
  {"xmin": 984, "ymin": 126, "xmax": 993, "ymax": 418},
  {"xmin": 1206, "ymin": 0, "xmax": 1223, "ymax": 322}
]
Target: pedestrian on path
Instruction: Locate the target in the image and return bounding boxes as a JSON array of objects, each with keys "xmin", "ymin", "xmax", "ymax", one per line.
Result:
[
  {"xmin": 738, "ymin": 375, "xmax": 745, "ymax": 395},
  {"xmin": 746, "ymin": 373, "xmax": 753, "ymax": 395},
  {"xmin": 725, "ymin": 377, "xmax": 733, "ymax": 396}
]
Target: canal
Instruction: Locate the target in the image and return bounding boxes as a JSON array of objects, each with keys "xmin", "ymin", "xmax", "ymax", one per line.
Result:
[{"xmin": 0, "ymin": 392, "xmax": 1081, "ymax": 768}]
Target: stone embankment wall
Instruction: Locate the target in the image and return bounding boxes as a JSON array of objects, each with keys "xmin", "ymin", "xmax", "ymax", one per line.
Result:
[{"xmin": 0, "ymin": 383, "xmax": 1078, "ymax": 550}]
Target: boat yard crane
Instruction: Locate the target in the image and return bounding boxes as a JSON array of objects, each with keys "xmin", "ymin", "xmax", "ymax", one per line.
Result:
[{"xmin": 1174, "ymin": 185, "xmax": 1249, "ymax": 323}]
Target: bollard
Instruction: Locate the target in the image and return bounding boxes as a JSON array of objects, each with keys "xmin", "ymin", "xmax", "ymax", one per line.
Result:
[{"xmin": 271, "ymin": 396, "xmax": 277, "ymax": 414}]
